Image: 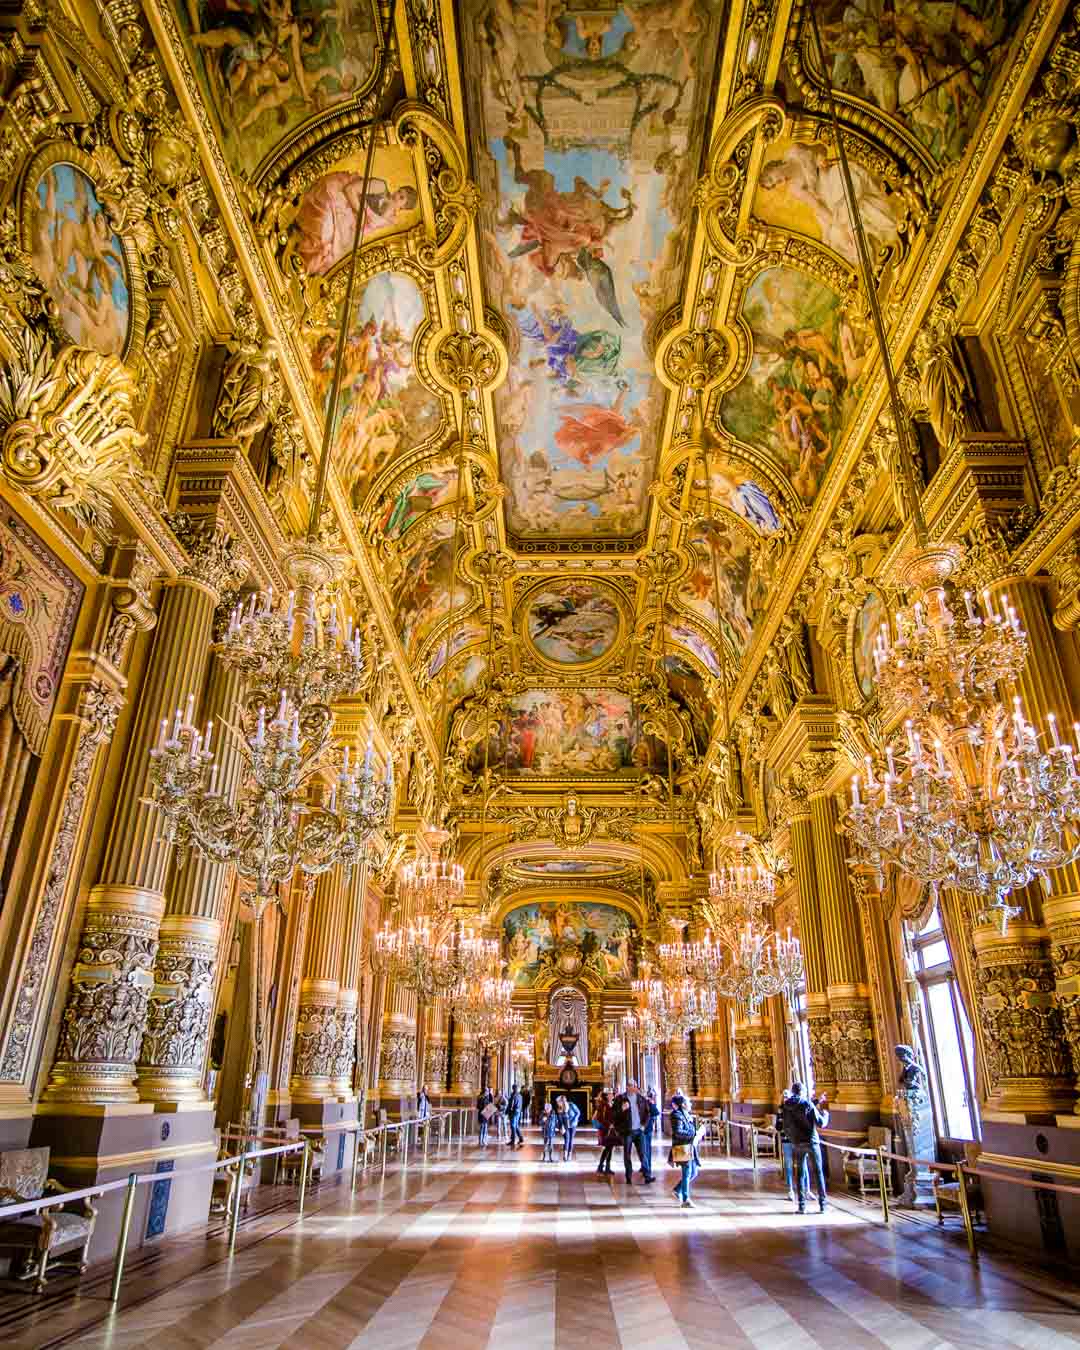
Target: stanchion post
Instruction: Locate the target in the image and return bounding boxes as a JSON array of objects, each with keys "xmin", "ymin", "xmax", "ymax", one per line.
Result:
[
  {"xmin": 956, "ymin": 1161, "xmax": 978, "ymax": 1260},
  {"xmin": 725, "ymin": 1119, "xmax": 731, "ymax": 1158},
  {"xmin": 402, "ymin": 1124, "xmax": 409, "ymax": 1171},
  {"xmin": 297, "ymin": 1140, "xmax": 310, "ymax": 1217},
  {"xmin": 876, "ymin": 1147, "xmax": 891, "ymax": 1225},
  {"xmin": 423, "ymin": 1119, "xmax": 430, "ymax": 1162},
  {"xmin": 750, "ymin": 1124, "xmax": 759, "ymax": 1173},
  {"xmin": 109, "ymin": 1172, "xmax": 139, "ymax": 1304},
  {"xmin": 381, "ymin": 1126, "xmax": 388, "ymax": 1176},
  {"xmin": 228, "ymin": 1150, "xmax": 246, "ymax": 1252},
  {"xmin": 351, "ymin": 1127, "xmax": 361, "ymax": 1192}
]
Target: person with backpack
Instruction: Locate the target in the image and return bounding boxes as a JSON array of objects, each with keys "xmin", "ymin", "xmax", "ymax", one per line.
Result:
[
  {"xmin": 668, "ymin": 1089, "xmax": 700, "ymax": 1208},
  {"xmin": 507, "ymin": 1082, "xmax": 525, "ymax": 1149},
  {"xmin": 780, "ymin": 1081, "xmax": 829, "ymax": 1213},
  {"xmin": 775, "ymin": 1088, "xmax": 795, "ymax": 1201},
  {"xmin": 477, "ymin": 1087, "xmax": 494, "ymax": 1146},
  {"xmin": 540, "ymin": 1102, "xmax": 558, "ymax": 1161}
]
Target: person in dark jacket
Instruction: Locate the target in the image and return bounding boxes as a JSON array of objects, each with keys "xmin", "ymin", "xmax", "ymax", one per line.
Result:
[
  {"xmin": 780, "ymin": 1081, "xmax": 829, "ymax": 1213},
  {"xmin": 775, "ymin": 1088, "xmax": 795, "ymax": 1201},
  {"xmin": 477, "ymin": 1088, "xmax": 494, "ymax": 1146},
  {"xmin": 593, "ymin": 1088, "xmax": 616, "ymax": 1175},
  {"xmin": 668, "ymin": 1090, "xmax": 700, "ymax": 1208},
  {"xmin": 521, "ymin": 1085, "xmax": 532, "ymax": 1124},
  {"xmin": 555, "ymin": 1094, "xmax": 581, "ymax": 1161},
  {"xmin": 612, "ymin": 1081, "xmax": 656, "ymax": 1183},
  {"xmin": 507, "ymin": 1083, "xmax": 524, "ymax": 1148},
  {"xmin": 540, "ymin": 1102, "xmax": 558, "ymax": 1161},
  {"xmin": 642, "ymin": 1087, "xmax": 661, "ymax": 1177}
]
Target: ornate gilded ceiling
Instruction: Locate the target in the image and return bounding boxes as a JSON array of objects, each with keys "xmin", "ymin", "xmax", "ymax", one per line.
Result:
[{"xmin": 3, "ymin": 0, "xmax": 1043, "ymax": 907}]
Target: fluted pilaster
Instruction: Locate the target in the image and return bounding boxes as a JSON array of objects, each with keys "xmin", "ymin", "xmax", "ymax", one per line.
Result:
[
  {"xmin": 137, "ymin": 651, "xmax": 246, "ymax": 1104},
  {"xmin": 45, "ymin": 577, "xmax": 219, "ymax": 1105},
  {"xmin": 423, "ymin": 1000, "xmax": 449, "ymax": 1096},
  {"xmin": 787, "ymin": 799, "xmax": 835, "ymax": 1095},
  {"xmin": 290, "ymin": 867, "xmax": 348, "ymax": 1101},
  {"xmin": 332, "ymin": 861, "xmax": 368, "ymax": 1096}
]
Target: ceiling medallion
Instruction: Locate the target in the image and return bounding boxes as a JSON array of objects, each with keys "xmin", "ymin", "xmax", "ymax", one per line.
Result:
[{"xmin": 518, "ymin": 577, "xmax": 626, "ymax": 672}]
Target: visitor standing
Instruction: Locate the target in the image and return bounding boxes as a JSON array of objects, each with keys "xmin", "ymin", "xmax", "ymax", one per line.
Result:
[
  {"xmin": 556, "ymin": 1094, "xmax": 580, "ymax": 1161},
  {"xmin": 781, "ymin": 1081, "xmax": 829, "ymax": 1213},
  {"xmin": 417, "ymin": 1087, "xmax": 431, "ymax": 1121},
  {"xmin": 521, "ymin": 1084, "xmax": 532, "ymax": 1125},
  {"xmin": 494, "ymin": 1090, "xmax": 508, "ymax": 1143},
  {"xmin": 593, "ymin": 1088, "xmax": 616, "ymax": 1175},
  {"xmin": 669, "ymin": 1090, "xmax": 700, "ymax": 1208},
  {"xmin": 775, "ymin": 1088, "xmax": 795, "ymax": 1201},
  {"xmin": 477, "ymin": 1087, "xmax": 494, "ymax": 1146},
  {"xmin": 507, "ymin": 1082, "xmax": 525, "ymax": 1148},
  {"xmin": 540, "ymin": 1102, "xmax": 558, "ymax": 1161},
  {"xmin": 613, "ymin": 1080, "xmax": 656, "ymax": 1183},
  {"xmin": 642, "ymin": 1087, "xmax": 661, "ymax": 1177}
]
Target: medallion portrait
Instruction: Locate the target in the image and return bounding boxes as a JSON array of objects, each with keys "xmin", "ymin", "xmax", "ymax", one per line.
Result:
[{"xmin": 524, "ymin": 580, "xmax": 621, "ymax": 667}]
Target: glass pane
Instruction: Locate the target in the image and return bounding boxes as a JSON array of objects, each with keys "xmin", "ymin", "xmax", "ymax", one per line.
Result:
[
  {"xmin": 927, "ymin": 980, "xmax": 974, "ymax": 1140},
  {"xmin": 917, "ymin": 986, "xmax": 946, "ymax": 1140},
  {"xmin": 918, "ymin": 939, "xmax": 950, "ymax": 969},
  {"xmin": 919, "ymin": 903, "xmax": 943, "ymax": 936},
  {"xmin": 952, "ymin": 982, "xmax": 981, "ymax": 1140}
]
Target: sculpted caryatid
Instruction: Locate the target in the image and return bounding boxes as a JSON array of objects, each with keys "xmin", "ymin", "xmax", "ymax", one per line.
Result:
[{"xmin": 915, "ymin": 324, "xmax": 967, "ymax": 451}]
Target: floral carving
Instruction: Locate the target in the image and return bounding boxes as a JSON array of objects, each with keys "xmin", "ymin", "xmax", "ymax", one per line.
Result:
[
  {"xmin": 829, "ymin": 1006, "xmax": 879, "ymax": 1086},
  {"xmin": 976, "ymin": 944, "xmax": 1073, "ymax": 1093},
  {"xmin": 379, "ymin": 1028, "xmax": 417, "ymax": 1085},
  {"xmin": 138, "ymin": 946, "xmax": 216, "ymax": 1073}
]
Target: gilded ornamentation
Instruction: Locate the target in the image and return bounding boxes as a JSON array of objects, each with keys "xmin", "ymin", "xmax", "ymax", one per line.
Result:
[
  {"xmin": 450, "ymin": 1038, "xmax": 479, "ymax": 1091},
  {"xmin": 423, "ymin": 1036, "xmax": 448, "ymax": 1088},
  {"xmin": 0, "ymin": 330, "xmax": 149, "ymax": 530},
  {"xmin": 103, "ymin": 543, "xmax": 158, "ymax": 670},
  {"xmin": 292, "ymin": 1004, "xmax": 340, "ymax": 1081},
  {"xmin": 172, "ymin": 513, "xmax": 249, "ymax": 601},
  {"xmin": 1049, "ymin": 923, "xmax": 1080, "ymax": 1088},
  {"xmin": 335, "ymin": 1007, "xmax": 358, "ymax": 1084},
  {"xmin": 379, "ymin": 1028, "xmax": 417, "ymax": 1085},
  {"xmin": 212, "ymin": 328, "xmax": 282, "ymax": 450},
  {"xmin": 975, "ymin": 943, "xmax": 1073, "ymax": 1096},
  {"xmin": 138, "ymin": 947, "xmax": 216, "ymax": 1078},
  {"xmin": 807, "ymin": 1012, "xmax": 837, "ymax": 1087},
  {"xmin": 664, "ymin": 332, "xmax": 728, "ymax": 391},
  {"xmin": 828, "ymin": 1006, "xmax": 879, "ymax": 1086},
  {"xmin": 734, "ymin": 1021, "xmax": 774, "ymax": 1097},
  {"xmin": 0, "ymin": 681, "xmax": 122, "ymax": 1083},
  {"xmin": 663, "ymin": 1039, "xmax": 692, "ymax": 1091},
  {"xmin": 434, "ymin": 333, "xmax": 497, "ymax": 393}
]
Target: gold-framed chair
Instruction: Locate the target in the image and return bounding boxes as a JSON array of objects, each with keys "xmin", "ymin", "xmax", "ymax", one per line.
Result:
[
  {"xmin": 752, "ymin": 1118, "xmax": 778, "ymax": 1158},
  {"xmin": 0, "ymin": 1147, "xmax": 98, "ymax": 1291},
  {"xmin": 933, "ymin": 1142, "xmax": 984, "ymax": 1226},
  {"xmin": 843, "ymin": 1126, "xmax": 892, "ymax": 1199}
]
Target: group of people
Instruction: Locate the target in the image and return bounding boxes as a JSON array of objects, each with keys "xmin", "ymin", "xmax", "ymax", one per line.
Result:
[{"xmin": 471, "ymin": 1078, "xmax": 832, "ymax": 1214}]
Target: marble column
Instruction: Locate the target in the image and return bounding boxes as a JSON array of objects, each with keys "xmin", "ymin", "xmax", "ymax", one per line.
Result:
[
  {"xmin": 136, "ymin": 649, "xmax": 246, "ymax": 1105},
  {"xmin": 785, "ymin": 788, "xmax": 836, "ymax": 1097},
  {"xmin": 44, "ymin": 561, "xmax": 231, "ymax": 1107},
  {"xmin": 809, "ymin": 787, "xmax": 880, "ymax": 1111},
  {"xmin": 290, "ymin": 867, "xmax": 347, "ymax": 1102}
]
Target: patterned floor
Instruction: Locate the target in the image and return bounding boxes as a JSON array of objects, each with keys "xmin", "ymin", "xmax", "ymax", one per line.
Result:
[{"xmin": 14, "ymin": 1130, "xmax": 1080, "ymax": 1348}]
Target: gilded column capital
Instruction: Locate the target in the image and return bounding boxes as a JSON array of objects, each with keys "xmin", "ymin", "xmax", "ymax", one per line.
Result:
[
  {"xmin": 102, "ymin": 543, "xmax": 159, "ymax": 672},
  {"xmin": 1048, "ymin": 539, "xmax": 1080, "ymax": 632},
  {"xmin": 172, "ymin": 513, "xmax": 249, "ymax": 602}
]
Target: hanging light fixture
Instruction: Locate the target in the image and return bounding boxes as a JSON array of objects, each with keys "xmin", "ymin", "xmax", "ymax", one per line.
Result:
[
  {"xmin": 146, "ymin": 104, "xmax": 395, "ymax": 1117},
  {"xmin": 802, "ymin": 9, "xmax": 1080, "ymax": 932}
]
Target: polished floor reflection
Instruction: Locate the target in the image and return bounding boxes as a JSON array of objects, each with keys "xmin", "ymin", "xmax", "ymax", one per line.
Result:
[{"xmin": 12, "ymin": 1132, "xmax": 1080, "ymax": 1349}]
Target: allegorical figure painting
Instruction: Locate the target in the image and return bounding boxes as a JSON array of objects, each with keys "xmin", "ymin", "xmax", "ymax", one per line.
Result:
[
  {"xmin": 679, "ymin": 523, "xmax": 767, "ymax": 660},
  {"xmin": 504, "ymin": 901, "xmax": 638, "ymax": 986},
  {"xmin": 720, "ymin": 267, "xmax": 867, "ymax": 506},
  {"xmin": 30, "ymin": 165, "xmax": 130, "ymax": 357},
  {"xmin": 663, "ymin": 651, "xmax": 716, "ymax": 754},
  {"xmin": 854, "ymin": 589, "xmax": 885, "ymax": 699},
  {"xmin": 755, "ymin": 138, "xmax": 904, "ymax": 266},
  {"xmin": 813, "ymin": 0, "xmax": 1018, "ymax": 164},
  {"xmin": 469, "ymin": 0, "xmax": 724, "ymax": 541},
  {"xmin": 525, "ymin": 580, "xmax": 620, "ymax": 665},
  {"xmin": 691, "ymin": 459, "xmax": 783, "ymax": 535},
  {"xmin": 184, "ymin": 0, "xmax": 378, "ymax": 175},
  {"xmin": 665, "ymin": 618, "xmax": 722, "ymax": 679},
  {"xmin": 309, "ymin": 271, "xmax": 442, "ymax": 508},
  {"xmin": 378, "ymin": 462, "xmax": 458, "ymax": 540},
  {"xmin": 516, "ymin": 859, "xmax": 618, "ymax": 876},
  {"xmin": 392, "ymin": 521, "xmax": 458, "ymax": 660},
  {"xmin": 469, "ymin": 688, "xmax": 659, "ymax": 775},
  {"xmin": 292, "ymin": 148, "xmax": 420, "ymax": 275}
]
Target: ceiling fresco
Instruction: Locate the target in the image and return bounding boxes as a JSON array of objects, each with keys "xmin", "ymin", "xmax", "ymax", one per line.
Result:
[
  {"xmin": 464, "ymin": 0, "xmax": 726, "ymax": 546},
  {"xmin": 132, "ymin": 0, "xmax": 1038, "ymax": 868}
]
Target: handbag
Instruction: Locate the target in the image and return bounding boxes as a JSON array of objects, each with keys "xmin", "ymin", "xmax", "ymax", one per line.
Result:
[
  {"xmin": 671, "ymin": 1144, "xmax": 692, "ymax": 1164},
  {"xmin": 481, "ymin": 1103, "xmax": 496, "ymax": 1121}
]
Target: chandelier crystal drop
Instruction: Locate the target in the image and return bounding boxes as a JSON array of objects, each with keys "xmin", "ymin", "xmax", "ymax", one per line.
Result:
[
  {"xmin": 843, "ymin": 545, "xmax": 1080, "ymax": 931},
  {"xmin": 399, "ymin": 827, "xmax": 466, "ymax": 918}
]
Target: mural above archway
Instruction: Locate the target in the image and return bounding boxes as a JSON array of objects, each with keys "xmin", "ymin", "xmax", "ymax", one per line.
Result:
[{"xmin": 504, "ymin": 900, "xmax": 639, "ymax": 986}]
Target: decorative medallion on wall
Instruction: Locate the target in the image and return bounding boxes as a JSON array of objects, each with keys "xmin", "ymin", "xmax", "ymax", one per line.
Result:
[
  {"xmin": 852, "ymin": 589, "xmax": 886, "ymax": 701},
  {"xmin": 521, "ymin": 579, "xmax": 624, "ymax": 670},
  {"xmin": 23, "ymin": 151, "xmax": 144, "ymax": 361}
]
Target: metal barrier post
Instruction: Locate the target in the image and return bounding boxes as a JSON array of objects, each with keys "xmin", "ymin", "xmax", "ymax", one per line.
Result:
[
  {"xmin": 351, "ymin": 1127, "xmax": 361, "ymax": 1192},
  {"xmin": 228, "ymin": 1151, "xmax": 246, "ymax": 1253},
  {"xmin": 956, "ymin": 1162, "xmax": 979, "ymax": 1260},
  {"xmin": 402, "ymin": 1125, "xmax": 409, "ymax": 1171},
  {"xmin": 725, "ymin": 1119, "xmax": 731, "ymax": 1158},
  {"xmin": 109, "ymin": 1172, "xmax": 139, "ymax": 1304},
  {"xmin": 750, "ymin": 1124, "xmax": 759, "ymax": 1173},
  {"xmin": 423, "ymin": 1119, "xmax": 430, "ymax": 1162},
  {"xmin": 876, "ymin": 1147, "xmax": 891, "ymax": 1225},
  {"xmin": 381, "ymin": 1127, "xmax": 388, "ymax": 1176},
  {"xmin": 298, "ymin": 1140, "xmax": 310, "ymax": 1217}
]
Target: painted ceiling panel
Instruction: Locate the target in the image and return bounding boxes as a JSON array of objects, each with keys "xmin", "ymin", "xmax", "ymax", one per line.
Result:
[{"xmin": 463, "ymin": 0, "xmax": 726, "ymax": 545}]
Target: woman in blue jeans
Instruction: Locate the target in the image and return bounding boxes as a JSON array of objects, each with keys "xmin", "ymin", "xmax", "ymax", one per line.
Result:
[{"xmin": 668, "ymin": 1091, "xmax": 700, "ymax": 1208}]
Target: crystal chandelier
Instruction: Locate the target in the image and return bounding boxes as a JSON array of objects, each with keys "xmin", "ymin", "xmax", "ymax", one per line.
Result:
[
  {"xmin": 806, "ymin": 6, "xmax": 1080, "ymax": 932},
  {"xmin": 603, "ymin": 1035, "xmax": 624, "ymax": 1075},
  {"xmin": 703, "ymin": 859, "xmax": 804, "ymax": 1018},
  {"xmin": 147, "ymin": 118, "xmax": 396, "ymax": 1120},
  {"xmin": 372, "ymin": 912, "xmax": 496, "ymax": 1005},
  {"xmin": 632, "ymin": 958, "xmax": 717, "ymax": 1042}
]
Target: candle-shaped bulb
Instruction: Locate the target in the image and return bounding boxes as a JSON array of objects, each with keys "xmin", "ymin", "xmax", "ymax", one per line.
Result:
[
  {"xmin": 185, "ymin": 692, "xmax": 196, "ymax": 728},
  {"xmin": 852, "ymin": 775, "xmax": 861, "ymax": 807},
  {"xmin": 204, "ymin": 720, "xmax": 213, "ymax": 754},
  {"xmin": 158, "ymin": 718, "xmax": 168, "ymax": 750}
]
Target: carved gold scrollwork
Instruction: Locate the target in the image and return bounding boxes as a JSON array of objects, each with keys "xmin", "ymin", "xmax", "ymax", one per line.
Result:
[
  {"xmin": 663, "ymin": 331, "xmax": 728, "ymax": 391},
  {"xmin": 395, "ymin": 103, "xmax": 478, "ymax": 270},
  {"xmin": 0, "ymin": 331, "xmax": 148, "ymax": 530}
]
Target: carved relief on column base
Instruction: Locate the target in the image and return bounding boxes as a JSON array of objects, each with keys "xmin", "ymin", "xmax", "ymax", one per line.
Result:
[
  {"xmin": 136, "ymin": 913, "xmax": 221, "ymax": 1104},
  {"xmin": 805, "ymin": 993, "xmax": 837, "ymax": 1097},
  {"xmin": 974, "ymin": 922, "xmax": 1076, "ymax": 1117},
  {"xmin": 1041, "ymin": 898, "xmax": 1080, "ymax": 1114},
  {"xmin": 423, "ymin": 1033, "xmax": 449, "ymax": 1096},
  {"xmin": 42, "ymin": 885, "xmax": 165, "ymax": 1107},
  {"xmin": 290, "ymin": 979, "xmax": 342, "ymax": 1101},
  {"xmin": 449, "ymin": 1034, "xmax": 479, "ymax": 1096},
  {"xmin": 331, "ymin": 990, "xmax": 358, "ymax": 1098},
  {"xmin": 827, "ymin": 989, "xmax": 881, "ymax": 1106},
  {"xmin": 378, "ymin": 1012, "xmax": 417, "ymax": 1097},
  {"xmin": 734, "ymin": 1018, "xmax": 775, "ymax": 1106}
]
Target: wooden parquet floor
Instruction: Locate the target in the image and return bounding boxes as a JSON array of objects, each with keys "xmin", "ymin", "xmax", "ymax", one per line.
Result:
[{"xmin": 7, "ymin": 1129, "xmax": 1080, "ymax": 1349}]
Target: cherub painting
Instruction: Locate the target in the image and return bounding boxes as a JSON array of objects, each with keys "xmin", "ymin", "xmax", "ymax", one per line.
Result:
[
  {"xmin": 185, "ymin": 0, "xmax": 377, "ymax": 175},
  {"xmin": 293, "ymin": 160, "xmax": 420, "ymax": 275},
  {"xmin": 393, "ymin": 522, "xmax": 457, "ymax": 660},
  {"xmin": 31, "ymin": 166, "xmax": 130, "ymax": 356},
  {"xmin": 309, "ymin": 272, "xmax": 442, "ymax": 507},
  {"xmin": 720, "ymin": 267, "xmax": 867, "ymax": 505}
]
